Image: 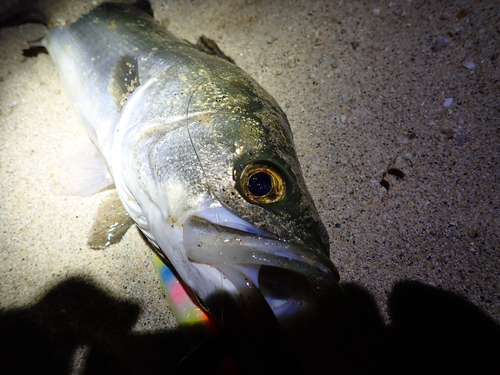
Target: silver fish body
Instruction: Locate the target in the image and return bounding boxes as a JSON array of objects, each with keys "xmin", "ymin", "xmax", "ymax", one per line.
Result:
[{"xmin": 43, "ymin": 3, "xmax": 342, "ymax": 330}]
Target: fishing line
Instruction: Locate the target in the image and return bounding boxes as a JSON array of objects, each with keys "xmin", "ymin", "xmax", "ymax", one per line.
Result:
[
  {"xmin": 185, "ymin": 86, "xmax": 205, "ymax": 182},
  {"xmin": 184, "ymin": 81, "xmax": 227, "ymax": 207}
]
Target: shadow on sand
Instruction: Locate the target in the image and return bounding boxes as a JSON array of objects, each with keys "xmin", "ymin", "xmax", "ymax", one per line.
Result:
[
  {"xmin": 0, "ymin": 278, "xmax": 499, "ymax": 374},
  {"xmin": 294, "ymin": 281, "xmax": 500, "ymax": 374},
  {"xmin": 0, "ymin": 277, "xmax": 190, "ymax": 375}
]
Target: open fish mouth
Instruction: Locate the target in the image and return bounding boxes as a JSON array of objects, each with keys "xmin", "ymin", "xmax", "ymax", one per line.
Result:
[{"xmin": 183, "ymin": 207, "xmax": 342, "ymax": 325}]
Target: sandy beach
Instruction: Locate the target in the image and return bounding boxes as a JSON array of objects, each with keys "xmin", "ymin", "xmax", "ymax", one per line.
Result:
[{"xmin": 1, "ymin": 0, "xmax": 499, "ymax": 373}]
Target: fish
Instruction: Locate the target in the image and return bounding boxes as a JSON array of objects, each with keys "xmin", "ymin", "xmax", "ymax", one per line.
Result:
[{"xmin": 42, "ymin": 2, "xmax": 343, "ymax": 371}]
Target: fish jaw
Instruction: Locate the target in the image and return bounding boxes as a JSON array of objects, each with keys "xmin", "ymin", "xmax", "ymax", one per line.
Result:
[{"xmin": 182, "ymin": 205, "xmax": 343, "ymax": 327}]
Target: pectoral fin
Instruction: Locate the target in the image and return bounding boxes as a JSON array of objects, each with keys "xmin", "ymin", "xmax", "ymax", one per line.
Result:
[
  {"xmin": 88, "ymin": 190, "xmax": 135, "ymax": 249},
  {"xmin": 53, "ymin": 141, "xmax": 114, "ymax": 197}
]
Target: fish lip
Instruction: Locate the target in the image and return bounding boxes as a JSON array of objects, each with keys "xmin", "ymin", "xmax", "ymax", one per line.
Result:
[
  {"xmin": 183, "ymin": 210, "xmax": 342, "ymax": 323},
  {"xmin": 184, "ymin": 214, "xmax": 340, "ymax": 283}
]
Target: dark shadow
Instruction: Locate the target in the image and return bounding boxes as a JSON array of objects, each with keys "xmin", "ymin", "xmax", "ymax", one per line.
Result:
[
  {"xmin": 387, "ymin": 281, "xmax": 500, "ymax": 375},
  {"xmin": 0, "ymin": 0, "xmax": 46, "ymax": 28},
  {"xmin": 0, "ymin": 277, "xmax": 190, "ymax": 375},
  {"xmin": 287, "ymin": 283, "xmax": 390, "ymax": 375},
  {"xmin": 1, "ymin": 278, "xmax": 499, "ymax": 374},
  {"xmin": 283, "ymin": 281, "xmax": 500, "ymax": 375}
]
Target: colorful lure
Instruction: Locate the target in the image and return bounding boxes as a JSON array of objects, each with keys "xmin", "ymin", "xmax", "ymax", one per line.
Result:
[
  {"xmin": 153, "ymin": 253, "xmax": 239, "ymax": 374},
  {"xmin": 152, "ymin": 252, "xmax": 218, "ymax": 340}
]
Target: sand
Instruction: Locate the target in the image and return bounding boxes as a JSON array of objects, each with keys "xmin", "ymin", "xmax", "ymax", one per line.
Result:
[{"xmin": 1, "ymin": 0, "xmax": 499, "ymax": 374}]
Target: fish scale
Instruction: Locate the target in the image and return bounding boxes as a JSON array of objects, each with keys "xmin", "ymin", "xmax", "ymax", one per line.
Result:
[{"xmin": 43, "ymin": 2, "xmax": 343, "ymax": 372}]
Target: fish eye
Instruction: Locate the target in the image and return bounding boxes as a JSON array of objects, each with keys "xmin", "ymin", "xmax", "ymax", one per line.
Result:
[
  {"xmin": 240, "ymin": 163, "xmax": 286, "ymax": 204},
  {"xmin": 248, "ymin": 172, "xmax": 272, "ymax": 196}
]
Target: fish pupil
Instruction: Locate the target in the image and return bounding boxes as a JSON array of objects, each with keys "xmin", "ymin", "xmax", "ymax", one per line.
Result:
[{"xmin": 248, "ymin": 172, "xmax": 272, "ymax": 196}]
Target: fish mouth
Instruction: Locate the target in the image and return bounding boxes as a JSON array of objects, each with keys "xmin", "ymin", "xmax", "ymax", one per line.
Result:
[{"xmin": 183, "ymin": 208, "xmax": 343, "ymax": 326}]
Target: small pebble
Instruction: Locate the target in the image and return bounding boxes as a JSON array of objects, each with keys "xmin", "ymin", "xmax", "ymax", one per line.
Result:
[
  {"xmin": 444, "ymin": 98, "xmax": 453, "ymax": 107},
  {"xmin": 440, "ymin": 127, "xmax": 455, "ymax": 140},
  {"xmin": 431, "ymin": 38, "xmax": 450, "ymax": 52},
  {"xmin": 463, "ymin": 61, "xmax": 476, "ymax": 70},
  {"xmin": 455, "ymin": 134, "xmax": 468, "ymax": 146},
  {"xmin": 267, "ymin": 36, "xmax": 278, "ymax": 44},
  {"xmin": 457, "ymin": 8, "xmax": 469, "ymax": 19}
]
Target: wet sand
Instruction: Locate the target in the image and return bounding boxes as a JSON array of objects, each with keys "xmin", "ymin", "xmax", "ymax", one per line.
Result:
[{"xmin": 1, "ymin": 0, "xmax": 499, "ymax": 373}]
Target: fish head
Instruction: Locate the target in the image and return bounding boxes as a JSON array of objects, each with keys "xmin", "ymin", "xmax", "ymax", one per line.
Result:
[
  {"xmin": 178, "ymin": 71, "xmax": 344, "ymax": 328},
  {"xmin": 115, "ymin": 60, "xmax": 343, "ymax": 331}
]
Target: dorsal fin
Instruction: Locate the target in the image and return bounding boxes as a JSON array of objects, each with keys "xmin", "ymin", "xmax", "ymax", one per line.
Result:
[
  {"xmin": 196, "ymin": 35, "xmax": 235, "ymax": 65},
  {"xmin": 109, "ymin": 55, "xmax": 140, "ymax": 112}
]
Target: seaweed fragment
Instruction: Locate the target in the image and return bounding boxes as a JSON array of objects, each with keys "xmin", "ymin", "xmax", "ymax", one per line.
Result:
[
  {"xmin": 22, "ymin": 45, "xmax": 48, "ymax": 57},
  {"xmin": 380, "ymin": 178, "xmax": 390, "ymax": 191},
  {"xmin": 380, "ymin": 153, "xmax": 412, "ymax": 194},
  {"xmin": 388, "ymin": 168, "xmax": 405, "ymax": 179}
]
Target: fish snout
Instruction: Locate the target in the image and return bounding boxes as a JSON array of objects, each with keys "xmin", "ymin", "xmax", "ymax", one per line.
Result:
[{"xmin": 183, "ymin": 213, "xmax": 343, "ymax": 326}]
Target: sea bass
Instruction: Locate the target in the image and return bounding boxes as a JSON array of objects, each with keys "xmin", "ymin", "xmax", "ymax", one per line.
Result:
[{"xmin": 43, "ymin": 2, "xmax": 341, "ymax": 349}]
